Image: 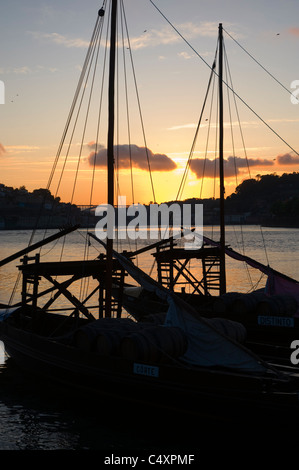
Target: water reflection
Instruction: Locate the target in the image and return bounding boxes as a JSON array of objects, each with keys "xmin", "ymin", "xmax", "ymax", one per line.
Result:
[
  {"xmin": 0, "ymin": 341, "xmax": 4, "ymax": 364},
  {"xmin": 0, "ymin": 227, "xmax": 298, "ymax": 308},
  {"xmin": 0, "ymin": 227, "xmax": 298, "ymax": 450},
  {"xmin": 0, "ymin": 356, "xmax": 193, "ymax": 451},
  {"xmin": 0, "ymin": 345, "xmax": 79, "ymax": 450},
  {"xmin": 0, "ymin": 400, "xmax": 79, "ymax": 450}
]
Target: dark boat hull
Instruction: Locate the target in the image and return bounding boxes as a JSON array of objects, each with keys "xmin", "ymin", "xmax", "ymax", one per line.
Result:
[
  {"xmin": 1, "ymin": 314, "xmax": 299, "ymax": 423},
  {"xmin": 120, "ymin": 288, "xmax": 299, "ymax": 365}
]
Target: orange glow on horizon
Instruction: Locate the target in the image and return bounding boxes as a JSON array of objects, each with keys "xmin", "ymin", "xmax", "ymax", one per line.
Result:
[{"xmin": 0, "ymin": 151, "xmax": 296, "ymax": 206}]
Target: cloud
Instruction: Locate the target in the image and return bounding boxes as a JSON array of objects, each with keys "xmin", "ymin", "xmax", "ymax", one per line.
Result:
[
  {"xmin": 129, "ymin": 26, "xmax": 180, "ymax": 50},
  {"xmin": 129, "ymin": 22, "xmax": 221, "ymax": 50},
  {"xmin": 178, "ymin": 51, "xmax": 193, "ymax": 60},
  {"xmin": 0, "ymin": 65, "xmax": 58, "ymax": 75},
  {"xmin": 36, "ymin": 65, "xmax": 58, "ymax": 73},
  {"xmin": 129, "ymin": 22, "xmax": 241, "ymax": 51},
  {"xmin": 28, "ymin": 22, "xmax": 237, "ymax": 53},
  {"xmin": 6, "ymin": 145, "xmax": 40, "ymax": 152},
  {"xmin": 0, "ymin": 143, "xmax": 6, "ymax": 157},
  {"xmin": 276, "ymin": 153, "xmax": 299, "ymax": 165},
  {"xmin": 13, "ymin": 66, "xmax": 32, "ymax": 75},
  {"xmin": 168, "ymin": 123, "xmax": 197, "ymax": 131},
  {"xmin": 268, "ymin": 118, "xmax": 299, "ymax": 123},
  {"xmin": 87, "ymin": 143, "xmax": 177, "ymax": 172},
  {"xmin": 0, "ymin": 145, "xmax": 40, "ymax": 157},
  {"xmin": 190, "ymin": 156, "xmax": 274, "ymax": 179},
  {"xmin": 288, "ymin": 27, "xmax": 299, "ymax": 37},
  {"xmin": 28, "ymin": 21, "xmax": 239, "ymax": 53},
  {"xmin": 167, "ymin": 120, "xmax": 261, "ymax": 131},
  {"xmin": 28, "ymin": 31, "xmax": 89, "ymax": 48},
  {"xmin": 0, "ymin": 66, "xmax": 32, "ymax": 75}
]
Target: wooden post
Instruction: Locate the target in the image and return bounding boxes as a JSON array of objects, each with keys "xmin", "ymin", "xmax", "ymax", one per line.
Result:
[
  {"xmin": 218, "ymin": 23, "xmax": 226, "ymax": 295},
  {"xmin": 105, "ymin": 0, "xmax": 118, "ymax": 317},
  {"xmin": 32, "ymin": 253, "xmax": 40, "ymax": 309},
  {"xmin": 21, "ymin": 255, "xmax": 28, "ymax": 308}
]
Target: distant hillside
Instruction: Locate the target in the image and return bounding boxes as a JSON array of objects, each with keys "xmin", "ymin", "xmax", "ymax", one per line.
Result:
[
  {"xmin": 225, "ymin": 172, "xmax": 299, "ymax": 226},
  {"xmin": 0, "ymin": 172, "xmax": 298, "ymax": 229},
  {"xmin": 0, "ymin": 184, "xmax": 84, "ymax": 229},
  {"xmin": 177, "ymin": 172, "xmax": 299, "ymax": 227}
]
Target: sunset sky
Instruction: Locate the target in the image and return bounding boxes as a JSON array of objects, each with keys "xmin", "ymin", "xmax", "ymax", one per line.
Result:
[{"xmin": 0, "ymin": 0, "xmax": 298, "ymax": 205}]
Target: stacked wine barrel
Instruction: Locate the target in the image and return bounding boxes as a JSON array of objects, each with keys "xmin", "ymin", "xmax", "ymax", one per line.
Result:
[
  {"xmin": 212, "ymin": 291, "xmax": 298, "ymax": 328},
  {"xmin": 73, "ymin": 315, "xmax": 188, "ymax": 363}
]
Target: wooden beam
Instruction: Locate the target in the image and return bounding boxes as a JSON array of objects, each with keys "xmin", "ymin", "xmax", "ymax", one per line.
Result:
[
  {"xmin": 43, "ymin": 274, "xmax": 95, "ymax": 320},
  {"xmin": 42, "ymin": 275, "xmax": 81, "ymax": 310},
  {"xmin": 0, "ymin": 225, "xmax": 80, "ymax": 267}
]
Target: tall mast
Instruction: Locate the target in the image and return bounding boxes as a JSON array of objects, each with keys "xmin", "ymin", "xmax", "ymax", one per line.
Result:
[
  {"xmin": 105, "ymin": 0, "xmax": 118, "ymax": 317},
  {"xmin": 218, "ymin": 23, "xmax": 226, "ymax": 295}
]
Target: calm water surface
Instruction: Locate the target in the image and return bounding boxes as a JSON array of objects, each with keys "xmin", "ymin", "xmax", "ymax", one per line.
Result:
[{"xmin": 0, "ymin": 226, "xmax": 298, "ymax": 451}]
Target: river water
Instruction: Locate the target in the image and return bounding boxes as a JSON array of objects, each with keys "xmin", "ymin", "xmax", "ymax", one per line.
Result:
[{"xmin": 0, "ymin": 226, "xmax": 298, "ymax": 452}]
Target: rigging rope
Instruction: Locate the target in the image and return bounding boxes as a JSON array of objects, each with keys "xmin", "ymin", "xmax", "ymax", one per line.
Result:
[
  {"xmin": 223, "ymin": 42, "xmax": 251, "ymax": 179},
  {"xmin": 149, "ymin": 0, "xmax": 299, "ymax": 158},
  {"xmin": 223, "ymin": 47, "xmax": 238, "ymax": 189},
  {"xmin": 122, "ymin": 1, "xmax": 157, "ymax": 203},
  {"xmin": 222, "ymin": 42, "xmax": 271, "ymax": 277},
  {"xmin": 120, "ymin": 3, "xmax": 135, "ymax": 206},
  {"xmin": 118, "ymin": 2, "xmax": 139, "ymax": 257},
  {"xmin": 175, "ymin": 57, "xmax": 217, "ymax": 202},
  {"xmin": 158, "ymin": 9, "xmax": 275, "ymax": 292},
  {"xmin": 223, "ymin": 27, "xmax": 299, "ymax": 104},
  {"xmin": 199, "ymin": 68, "xmax": 217, "ymax": 201},
  {"xmin": 6, "ymin": 5, "xmax": 107, "ymax": 310},
  {"xmin": 49, "ymin": 12, "xmax": 105, "ymax": 203}
]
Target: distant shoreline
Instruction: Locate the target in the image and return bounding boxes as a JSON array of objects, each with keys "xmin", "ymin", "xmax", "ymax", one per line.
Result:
[{"xmin": 0, "ymin": 220, "xmax": 298, "ymax": 231}]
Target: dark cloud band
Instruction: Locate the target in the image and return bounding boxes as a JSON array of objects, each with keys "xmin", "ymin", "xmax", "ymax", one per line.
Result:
[
  {"xmin": 87, "ymin": 143, "xmax": 177, "ymax": 172},
  {"xmin": 189, "ymin": 155, "xmax": 274, "ymax": 179}
]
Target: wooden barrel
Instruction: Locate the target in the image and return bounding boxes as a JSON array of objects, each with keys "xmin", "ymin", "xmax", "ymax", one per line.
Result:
[
  {"xmin": 73, "ymin": 322, "xmax": 101, "ymax": 352},
  {"xmin": 207, "ymin": 317, "xmax": 247, "ymax": 343},
  {"xmin": 154, "ymin": 326, "xmax": 188, "ymax": 359},
  {"xmin": 141, "ymin": 312, "xmax": 166, "ymax": 325},
  {"xmin": 232, "ymin": 292, "xmax": 267, "ymax": 315},
  {"xmin": 257, "ymin": 295, "xmax": 298, "ymax": 316},
  {"xmin": 96, "ymin": 330, "xmax": 123, "ymax": 355},
  {"xmin": 120, "ymin": 329, "xmax": 158, "ymax": 362},
  {"xmin": 212, "ymin": 293, "xmax": 241, "ymax": 314},
  {"xmin": 73, "ymin": 317, "xmax": 135, "ymax": 352},
  {"xmin": 96, "ymin": 322, "xmax": 139, "ymax": 355},
  {"xmin": 120, "ymin": 326, "xmax": 188, "ymax": 362}
]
